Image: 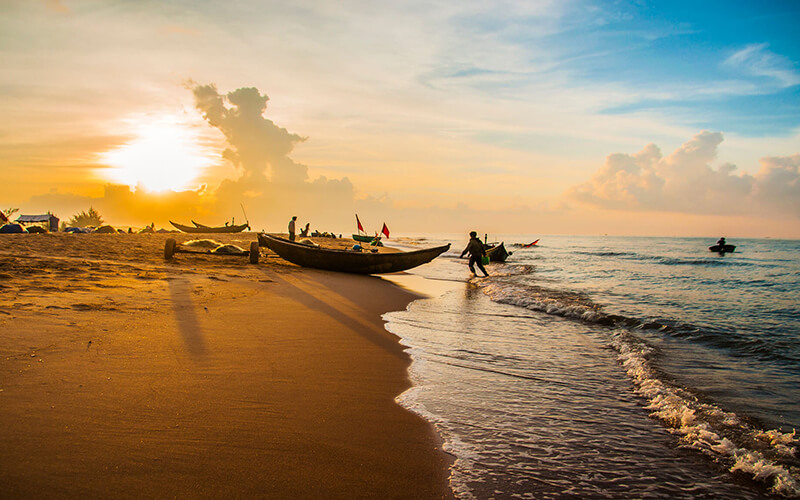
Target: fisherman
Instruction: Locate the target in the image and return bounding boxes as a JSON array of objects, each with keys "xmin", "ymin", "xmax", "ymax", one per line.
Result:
[
  {"xmin": 288, "ymin": 216, "xmax": 297, "ymax": 241},
  {"xmin": 460, "ymin": 231, "xmax": 489, "ymax": 277},
  {"xmin": 300, "ymin": 223, "xmax": 310, "ymax": 237},
  {"xmin": 717, "ymin": 237, "xmax": 726, "ymax": 247}
]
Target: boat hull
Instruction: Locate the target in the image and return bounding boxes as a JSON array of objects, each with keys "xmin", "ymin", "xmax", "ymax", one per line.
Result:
[
  {"xmin": 709, "ymin": 244, "xmax": 736, "ymax": 253},
  {"xmin": 170, "ymin": 221, "xmax": 249, "ymax": 233},
  {"xmin": 352, "ymin": 234, "xmax": 380, "ymax": 243},
  {"xmin": 486, "ymin": 242, "xmax": 510, "ymax": 262},
  {"xmin": 258, "ymin": 233, "xmax": 449, "ymax": 274}
]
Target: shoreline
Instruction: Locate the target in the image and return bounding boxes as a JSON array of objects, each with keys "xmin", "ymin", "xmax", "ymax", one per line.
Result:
[{"xmin": 0, "ymin": 233, "xmax": 454, "ymax": 498}]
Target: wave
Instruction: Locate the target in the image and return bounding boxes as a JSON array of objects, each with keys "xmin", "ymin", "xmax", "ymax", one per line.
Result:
[
  {"xmin": 574, "ymin": 250, "xmax": 755, "ymax": 268},
  {"xmin": 475, "ymin": 278, "xmax": 800, "ymax": 495},
  {"xmin": 478, "ymin": 279, "xmax": 800, "ymax": 368},
  {"xmin": 609, "ymin": 329, "xmax": 800, "ymax": 497}
]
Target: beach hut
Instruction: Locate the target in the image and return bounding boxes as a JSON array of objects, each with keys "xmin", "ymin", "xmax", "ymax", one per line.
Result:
[{"xmin": 16, "ymin": 213, "xmax": 60, "ymax": 232}]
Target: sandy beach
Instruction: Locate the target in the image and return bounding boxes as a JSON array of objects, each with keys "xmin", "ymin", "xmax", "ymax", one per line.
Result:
[{"xmin": 0, "ymin": 232, "xmax": 453, "ymax": 498}]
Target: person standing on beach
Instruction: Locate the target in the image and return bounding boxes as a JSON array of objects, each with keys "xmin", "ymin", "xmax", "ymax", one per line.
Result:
[
  {"xmin": 288, "ymin": 216, "xmax": 297, "ymax": 241},
  {"xmin": 460, "ymin": 231, "xmax": 489, "ymax": 277}
]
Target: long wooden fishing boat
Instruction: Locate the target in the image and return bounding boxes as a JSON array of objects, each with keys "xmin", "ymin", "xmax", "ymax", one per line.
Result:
[
  {"xmin": 485, "ymin": 242, "xmax": 510, "ymax": 262},
  {"xmin": 170, "ymin": 221, "xmax": 250, "ymax": 233},
  {"xmin": 258, "ymin": 233, "xmax": 449, "ymax": 274}
]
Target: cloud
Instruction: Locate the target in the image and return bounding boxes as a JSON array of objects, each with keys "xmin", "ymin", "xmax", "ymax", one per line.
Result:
[
  {"xmin": 723, "ymin": 43, "xmax": 800, "ymax": 89},
  {"xmin": 567, "ymin": 131, "xmax": 800, "ymax": 217},
  {"xmin": 191, "ymin": 83, "xmax": 309, "ymax": 185},
  {"xmin": 26, "ymin": 84, "xmax": 365, "ymax": 232},
  {"xmin": 187, "ymin": 83, "xmax": 358, "ymax": 228},
  {"xmin": 44, "ymin": 0, "xmax": 70, "ymax": 14},
  {"xmin": 751, "ymin": 154, "xmax": 800, "ymax": 215}
]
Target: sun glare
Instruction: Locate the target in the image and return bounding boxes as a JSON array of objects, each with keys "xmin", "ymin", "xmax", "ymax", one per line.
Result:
[{"xmin": 99, "ymin": 117, "xmax": 216, "ymax": 192}]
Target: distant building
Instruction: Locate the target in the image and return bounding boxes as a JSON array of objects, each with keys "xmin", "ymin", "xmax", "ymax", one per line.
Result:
[{"xmin": 16, "ymin": 213, "xmax": 60, "ymax": 232}]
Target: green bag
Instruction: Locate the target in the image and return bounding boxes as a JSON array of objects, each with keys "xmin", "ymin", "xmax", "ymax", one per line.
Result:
[{"xmin": 481, "ymin": 256, "xmax": 490, "ymax": 265}]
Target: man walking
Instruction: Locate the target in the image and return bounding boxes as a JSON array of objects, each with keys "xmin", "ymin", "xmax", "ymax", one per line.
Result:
[{"xmin": 460, "ymin": 231, "xmax": 489, "ymax": 277}]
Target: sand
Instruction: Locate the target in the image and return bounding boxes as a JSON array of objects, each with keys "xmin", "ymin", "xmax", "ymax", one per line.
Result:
[{"xmin": 0, "ymin": 232, "xmax": 454, "ymax": 499}]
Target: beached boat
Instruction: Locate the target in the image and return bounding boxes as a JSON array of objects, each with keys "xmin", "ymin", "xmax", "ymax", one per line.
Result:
[
  {"xmin": 709, "ymin": 244, "xmax": 736, "ymax": 253},
  {"xmin": 170, "ymin": 221, "xmax": 250, "ymax": 233},
  {"xmin": 485, "ymin": 242, "xmax": 510, "ymax": 262},
  {"xmin": 258, "ymin": 233, "xmax": 449, "ymax": 274},
  {"xmin": 352, "ymin": 234, "xmax": 381, "ymax": 243}
]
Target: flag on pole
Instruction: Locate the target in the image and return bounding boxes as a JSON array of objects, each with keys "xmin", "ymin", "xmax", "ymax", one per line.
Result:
[
  {"xmin": 356, "ymin": 214, "xmax": 364, "ymax": 233},
  {"xmin": 381, "ymin": 223, "xmax": 390, "ymax": 239}
]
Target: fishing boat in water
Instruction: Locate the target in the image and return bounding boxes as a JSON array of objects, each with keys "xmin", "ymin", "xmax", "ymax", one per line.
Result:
[
  {"xmin": 258, "ymin": 233, "xmax": 449, "ymax": 274},
  {"xmin": 709, "ymin": 244, "xmax": 736, "ymax": 253},
  {"xmin": 170, "ymin": 221, "xmax": 250, "ymax": 233},
  {"xmin": 522, "ymin": 239, "xmax": 539, "ymax": 248},
  {"xmin": 485, "ymin": 242, "xmax": 510, "ymax": 262}
]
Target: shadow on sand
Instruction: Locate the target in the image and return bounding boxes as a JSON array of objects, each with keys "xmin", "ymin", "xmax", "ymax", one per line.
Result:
[{"xmin": 168, "ymin": 277, "xmax": 207, "ymax": 357}]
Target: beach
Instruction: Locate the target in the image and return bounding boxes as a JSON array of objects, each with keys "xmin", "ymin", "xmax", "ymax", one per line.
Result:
[{"xmin": 0, "ymin": 233, "xmax": 453, "ymax": 498}]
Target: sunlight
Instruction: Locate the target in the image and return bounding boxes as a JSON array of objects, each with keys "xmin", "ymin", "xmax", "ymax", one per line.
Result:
[{"xmin": 99, "ymin": 116, "xmax": 216, "ymax": 192}]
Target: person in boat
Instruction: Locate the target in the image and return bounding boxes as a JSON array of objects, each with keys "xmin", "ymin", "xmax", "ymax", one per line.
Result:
[
  {"xmin": 460, "ymin": 231, "xmax": 489, "ymax": 277},
  {"xmin": 717, "ymin": 237, "xmax": 726, "ymax": 247},
  {"xmin": 288, "ymin": 216, "xmax": 297, "ymax": 241},
  {"xmin": 300, "ymin": 223, "xmax": 310, "ymax": 237}
]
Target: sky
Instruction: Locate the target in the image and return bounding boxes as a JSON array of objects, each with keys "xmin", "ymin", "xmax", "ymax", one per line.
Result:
[{"xmin": 1, "ymin": 0, "xmax": 799, "ymax": 237}]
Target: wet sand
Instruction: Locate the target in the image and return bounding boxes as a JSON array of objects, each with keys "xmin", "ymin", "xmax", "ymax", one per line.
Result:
[{"xmin": 0, "ymin": 232, "xmax": 453, "ymax": 498}]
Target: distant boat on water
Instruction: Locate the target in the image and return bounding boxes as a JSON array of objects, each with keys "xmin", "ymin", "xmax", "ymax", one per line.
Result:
[
  {"xmin": 170, "ymin": 221, "xmax": 250, "ymax": 233},
  {"xmin": 709, "ymin": 244, "xmax": 736, "ymax": 253}
]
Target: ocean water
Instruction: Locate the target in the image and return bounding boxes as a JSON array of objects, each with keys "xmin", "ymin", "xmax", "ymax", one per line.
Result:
[{"xmin": 382, "ymin": 235, "xmax": 800, "ymax": 499}]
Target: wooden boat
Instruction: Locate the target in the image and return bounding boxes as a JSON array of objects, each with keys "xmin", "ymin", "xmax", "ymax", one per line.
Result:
[
  {"xmin": 709, "ymin": 244, "xmax": 736, "ymax": 253},
  {"xmin": 352, "ymin": 234, "xmax": 381, "ymax": 243},
  {"xmin": 485, "ymin": 242, "xmax": 510, "ymax": 262},
  {"xmin": 170, "ymin": 221, "xmax": 250, "ymax": 233},
  {"xmin": 258, "ymin": 233, "xmax": 449, "ymax": 274},
  {"xmin": 522, "ymin": 239, "xmax": 539, "ymax": 248}
]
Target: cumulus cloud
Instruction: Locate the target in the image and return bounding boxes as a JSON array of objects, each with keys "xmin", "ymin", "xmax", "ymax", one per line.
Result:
[
  {"xmin": 187, "ymin": 83, "xmax": 357, "ymax": 229},
  {"xmin": 192, "ymin": 84, "xmax": 309, "ymax": 185},
  {"xmin": 567, "ymin": 131, "xmax": 800, "ymax": 217},
  {"xmin": 26, "ymin": 83, "xmax": 364, "ymax": 231}
]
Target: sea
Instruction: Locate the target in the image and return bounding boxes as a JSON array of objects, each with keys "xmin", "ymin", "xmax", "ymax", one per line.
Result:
[{"xmin": 380, "ymin": 235, "xmax": 800, "ymax": 499}]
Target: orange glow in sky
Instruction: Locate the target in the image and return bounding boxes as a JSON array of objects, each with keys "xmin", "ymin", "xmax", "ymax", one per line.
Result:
[{"xmin": 98, "ymin": 117, "xmax": 216, "ymax": 192}]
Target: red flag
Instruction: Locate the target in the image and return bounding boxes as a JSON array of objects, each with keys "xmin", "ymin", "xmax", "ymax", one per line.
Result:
[
  {"xmin": 381, "ymin": 223, "xmax": 390, "ymax": 239},
  {"xmin": 356, "ymin": 214, "xmax": 364, "ymax": 233}
]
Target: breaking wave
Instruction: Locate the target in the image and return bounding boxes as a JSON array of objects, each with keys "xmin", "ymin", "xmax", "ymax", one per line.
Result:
[
  {"xmin": 476, "ymin": 278, "xmax": 800, "ymax": 496},
  {"xmin": 610, "ymin": 329, "xmax": 800, "ymax": 497}
]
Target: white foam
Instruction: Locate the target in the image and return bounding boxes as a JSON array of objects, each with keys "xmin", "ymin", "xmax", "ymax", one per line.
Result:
[{"xmin": 608, "ymin": 329, "xmax": 800, "ymax": 497}]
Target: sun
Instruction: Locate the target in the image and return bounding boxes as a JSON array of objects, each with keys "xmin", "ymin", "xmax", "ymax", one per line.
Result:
[{"xmin": 99, "ymin": 116, "xmax": 216, "ymax": 192}]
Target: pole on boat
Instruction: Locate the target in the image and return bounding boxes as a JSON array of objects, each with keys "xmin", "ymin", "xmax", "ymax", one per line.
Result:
[{"xmin": 240, "ymin": 203, "xmax": 250, "ymax": 230}]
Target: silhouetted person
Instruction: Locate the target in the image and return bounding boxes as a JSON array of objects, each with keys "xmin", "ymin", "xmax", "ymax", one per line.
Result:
[
  {"xmin": 460, "ymin": 231, "xmax": 489, "ymax": 277},
  {"xmin": 717, "ymin": 237, "xmax": 726, "ymax": 247},
  {"xmin": 300, "ymin": 223, "xmax": 310, "ymax": 237},
  {"xmin": 288, "ymin": 216, "xmax": 297, "ymax": 241}
]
